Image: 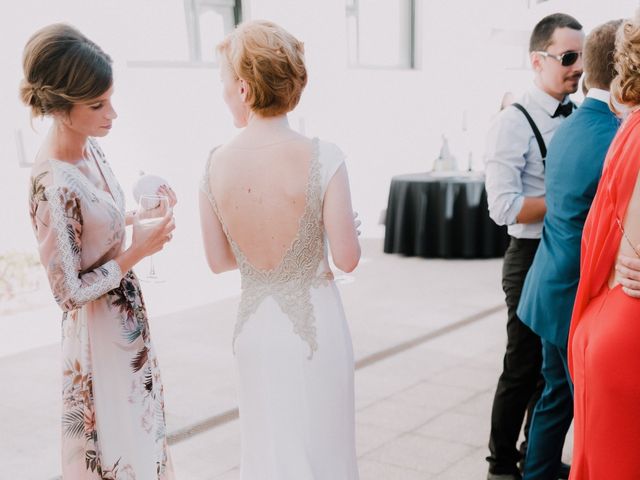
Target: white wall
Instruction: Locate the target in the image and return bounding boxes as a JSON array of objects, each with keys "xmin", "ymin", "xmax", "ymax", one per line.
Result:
[{"xmin": 1, "ymin": 0, "xmax": 637, "ymax": 252}]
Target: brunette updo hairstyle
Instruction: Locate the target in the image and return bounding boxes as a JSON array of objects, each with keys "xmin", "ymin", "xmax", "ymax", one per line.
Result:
[
  {"xmin": 19, "ymin": 23, "xmax": 113, "ymax": 118},
  {"xmin": 611, "ymin": 12, "xmax": 640, "ymax": 108},
  {"xmin": 217, "ymin": 20, "xmax": 307, "ymax": 117}
]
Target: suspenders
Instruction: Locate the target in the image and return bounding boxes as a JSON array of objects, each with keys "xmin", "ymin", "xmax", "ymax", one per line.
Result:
[{"xmin": 512, "ymin": 102, "xmax": 547, "ymax": 164}]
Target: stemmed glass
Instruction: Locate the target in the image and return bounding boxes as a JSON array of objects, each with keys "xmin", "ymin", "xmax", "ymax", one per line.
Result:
[{"xmin": 137, "ymin": 194, "xmax": 170, "ymax": 282}]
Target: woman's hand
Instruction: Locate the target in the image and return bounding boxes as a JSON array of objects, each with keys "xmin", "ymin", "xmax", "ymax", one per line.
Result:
[
  {"xmin": 616, "ymin": 252, "xmax": 640, "ymax": 298},
  {"xmin": 158, "ymin": 185, "xmax": 178, "ymax": 208},
  {"xmin": 132, "ymin": 209, "xmax": 175, "ymax": 257},
  {"xmin": 116, "ymin": 209, "xmax": 175, "ymax": 273}
]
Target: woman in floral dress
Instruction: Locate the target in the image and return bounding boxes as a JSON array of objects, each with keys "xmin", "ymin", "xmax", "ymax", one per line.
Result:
[{"xmin": 21, "ymin": 24, "xmax": 176, "ymax": 479}]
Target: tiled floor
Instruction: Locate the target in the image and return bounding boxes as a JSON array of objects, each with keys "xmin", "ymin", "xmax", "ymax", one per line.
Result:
[{"xmin": 0, "ymin": 239, "xmax": 573, "ymax": 479}]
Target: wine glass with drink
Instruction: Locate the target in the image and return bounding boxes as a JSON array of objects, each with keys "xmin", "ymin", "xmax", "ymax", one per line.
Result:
[{"xmin": 137, "ymin": 193, "xmax": 170, "ymax": 282}]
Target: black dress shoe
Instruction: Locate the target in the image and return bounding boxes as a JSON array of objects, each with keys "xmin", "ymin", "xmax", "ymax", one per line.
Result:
[
  {"xmin": 487, "ymin": 473, "xmax": 522, "ymax": 480},
  {"xmin": 558, "ymin": 462, "xmax": 570, "ymax": 479}
]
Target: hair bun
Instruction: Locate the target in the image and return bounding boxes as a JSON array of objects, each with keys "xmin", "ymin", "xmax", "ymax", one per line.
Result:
[
  {"xmin": 19, "ymin": 23, "xmax": 113, "ymax": 119},
  {"xmin": 18, "ymin": 79, "xmax": 44, "ymax": 116}
]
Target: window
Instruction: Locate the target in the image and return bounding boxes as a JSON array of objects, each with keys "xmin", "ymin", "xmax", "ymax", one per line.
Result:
[
  {"xmin": 346, "ymin": 0, "xmax": 416, "ymax": 69},
  {"xmin": 126, "ymin": 0, "xmax": 241, "ymax": 68},
  {"xmin": 184, "ymin": 0, "xmax": 242, "ymax": 63}
]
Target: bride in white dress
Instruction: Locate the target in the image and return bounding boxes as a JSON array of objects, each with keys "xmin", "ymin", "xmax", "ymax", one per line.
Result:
[{"xmin": 199, "ymin": 20, "xmax": 361, "ymax": 480}]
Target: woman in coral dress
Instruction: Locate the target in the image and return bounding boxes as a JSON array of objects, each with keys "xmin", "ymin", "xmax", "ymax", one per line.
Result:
[
  {"xmin": 569, "ymin": 15, "xmax": 640, "ymax": 479},
  {"xmin": 22, "ymin": 24, "xmax": 176, "ymax": 479}
]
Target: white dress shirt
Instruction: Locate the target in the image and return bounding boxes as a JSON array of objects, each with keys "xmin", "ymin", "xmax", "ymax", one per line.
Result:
[
  {"xmin": 484, "ymin": 84, "xmax": 573, "ymax": 238},
  {"xmin": 586, "ymin": 87, "xmax": 610, "ymax": 104}
]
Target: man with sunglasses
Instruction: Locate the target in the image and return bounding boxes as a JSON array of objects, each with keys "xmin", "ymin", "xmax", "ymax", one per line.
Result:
[{"xmin": 484, "ymin": 13, "xmax": 584, "ymax": 480}]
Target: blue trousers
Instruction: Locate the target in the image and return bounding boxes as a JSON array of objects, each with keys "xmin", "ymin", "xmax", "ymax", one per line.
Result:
[{"xmin": 522, "ymin": 339, "xmax": 573, "ymax": 480}]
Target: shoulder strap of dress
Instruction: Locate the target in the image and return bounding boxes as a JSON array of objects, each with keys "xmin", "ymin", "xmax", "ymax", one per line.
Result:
[
  {"xmin": 201, "ymin": 145, "xmax": 235, "ymax": 243},
  {"xmin": 201, "ymin": 145, "xmax": 222, "ymax": 205}
]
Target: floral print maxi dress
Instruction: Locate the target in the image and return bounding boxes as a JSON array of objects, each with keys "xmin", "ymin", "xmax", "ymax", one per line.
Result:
[{"xmin": 29, "ymin": 139, "xmax": 174, "ymax": 480}]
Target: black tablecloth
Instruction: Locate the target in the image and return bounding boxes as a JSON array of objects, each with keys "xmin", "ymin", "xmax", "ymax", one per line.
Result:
[{"xmin": 384, "ymin": 172, "xmax": 509, "ymax": 258}]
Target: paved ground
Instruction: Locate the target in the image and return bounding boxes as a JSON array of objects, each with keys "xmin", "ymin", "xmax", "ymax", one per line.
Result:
[{"xmin": 0, "ymin": 238, "xmax": 572, "ymax": 479}]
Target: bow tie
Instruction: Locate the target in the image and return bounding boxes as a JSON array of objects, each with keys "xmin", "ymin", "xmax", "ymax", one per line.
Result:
[{"xmin": 552, "ymin": 102, "xmax": 574, "ymax": 118}]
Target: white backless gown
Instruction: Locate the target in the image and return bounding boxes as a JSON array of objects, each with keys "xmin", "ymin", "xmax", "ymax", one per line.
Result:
[{"xmin": 201, "ymin": 138, "xmax": 359, "ymax": 479}]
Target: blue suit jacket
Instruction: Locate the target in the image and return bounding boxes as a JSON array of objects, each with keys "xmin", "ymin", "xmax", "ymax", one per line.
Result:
[{"xmin": 517, "ymin": 97, "xmax": 619, "ymax": 347}]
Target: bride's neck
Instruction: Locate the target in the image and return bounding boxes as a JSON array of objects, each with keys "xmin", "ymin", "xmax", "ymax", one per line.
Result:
[
  {"xmin": 245, "ymin": 113, "xmax": 291, "ymax": 135},
  {"xmin": 231, "ymin": 112, "xmax": 302, "ymax": 149}
]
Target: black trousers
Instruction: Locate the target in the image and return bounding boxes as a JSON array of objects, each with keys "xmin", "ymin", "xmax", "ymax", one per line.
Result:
[{"xmin": 487, "ymin": 237, "xmax": 544, "ymax": 475}]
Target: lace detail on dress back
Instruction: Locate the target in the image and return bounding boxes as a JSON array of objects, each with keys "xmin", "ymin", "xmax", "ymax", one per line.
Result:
[{"xmin": 200, "ymin": 138, "xmax": 332, "ymax": 358}]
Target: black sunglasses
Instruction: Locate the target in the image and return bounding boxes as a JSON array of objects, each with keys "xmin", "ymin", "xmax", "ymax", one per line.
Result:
[{"xmin": 535, "ymin": 50, "xmax": 582, "ymax": 67}]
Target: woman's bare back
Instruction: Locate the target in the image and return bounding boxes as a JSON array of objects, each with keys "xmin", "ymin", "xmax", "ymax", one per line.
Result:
[
  {"xmin": 208, "ymin": 136, "xmax": 316, "ymax": 271},
  {"xmin": 610, "ymin": 164, "xmax": 640, "ymax": 288}
]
